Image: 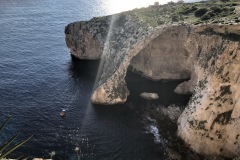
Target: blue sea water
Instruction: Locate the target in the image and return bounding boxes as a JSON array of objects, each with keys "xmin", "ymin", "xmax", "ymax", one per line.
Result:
[{"xmin": 0, "ymin": 0, "xmax": 170, "ymax": 159}]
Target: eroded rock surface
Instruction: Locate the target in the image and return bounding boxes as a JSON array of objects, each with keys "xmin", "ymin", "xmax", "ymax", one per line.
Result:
[
  {"xmin": 65, "ymin": 16, "xmax": 110, "ymax": 59},
  {"xmin": 178, "ymin": 25, "xmax": 240, "ymax": 157},
  {"xmin": 65, "ymin": 11, "xmax": 240, "ymax": 157}
]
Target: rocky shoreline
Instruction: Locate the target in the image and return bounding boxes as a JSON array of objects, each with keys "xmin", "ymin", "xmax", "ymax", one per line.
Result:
[{"xmin": 132, "ymin": 101, "xmax": 240, "ymax": 160}]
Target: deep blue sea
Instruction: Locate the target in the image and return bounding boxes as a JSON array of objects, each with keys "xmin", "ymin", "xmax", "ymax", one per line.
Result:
[
  {"xmin": 0, "ymin": 0, "xmax": 198, "ymax": 159},
  {"xmin": 0, "ymin": 0, "xmax": 170, "ymax": 159}
]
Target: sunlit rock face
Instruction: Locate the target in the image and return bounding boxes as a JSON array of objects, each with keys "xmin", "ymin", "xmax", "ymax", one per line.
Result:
[
  {"xmin": 65, "ymin": 13, "xmax": 240, "ymax": 157},
  {"xmin": 178, "ymin": 25, "xmax": 240, "ymax": 157},
  {"xmin": 65, "ymin": 14, "xmax": 162, "ymax": 104},
  {"xmin": 65, "ymin": 16, "xmax": 195, "ymax": 104},
  {"xmin": 129, "ymin": 26, "xmax": 192, "ymax": 81},
  {"xmin": 65, "ymin": 17, "xmax": 110, "ymax": 59}
]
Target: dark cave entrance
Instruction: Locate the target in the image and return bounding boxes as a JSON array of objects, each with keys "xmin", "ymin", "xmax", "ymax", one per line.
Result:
[
  {"xmin": 70, "ymin": 55, "xmax": 192, "ymax": 108},
  {"xmin": 69, "ymin": 55, "xmax": 100, "ymax": 78},
  {"xmin": 125, "ymin": 69, "xmax": 192, "ymax": 107}
]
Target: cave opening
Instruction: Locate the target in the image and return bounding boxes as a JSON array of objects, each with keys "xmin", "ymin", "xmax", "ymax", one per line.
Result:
[
  {"xmin": 70, "ymin": 54, "xmax": 192, "ymax": 108},
  {"xmin": 69, "ymin": 55, "xmax": 101, "ymax": 78},
  {"xmin": 125, "ymin": 69, "xmax": 192, "ymax": 107},
  {"xmin": 125, "ymin": 29, "xmax": 194, "ymax": 108}
]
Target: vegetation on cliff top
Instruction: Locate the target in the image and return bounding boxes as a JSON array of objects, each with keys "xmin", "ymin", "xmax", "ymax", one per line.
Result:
[
  {"xmin": 92, "ymin": 0, "xmax": 240, "ymax": 27},
  {"xmin": 131, "ymin": 0, "xmax": 240, "ymax": 26}
]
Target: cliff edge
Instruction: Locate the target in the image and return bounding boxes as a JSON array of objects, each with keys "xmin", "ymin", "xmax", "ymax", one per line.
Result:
[{"xmin": 65, "ymin": 1, "xmax": 240, "ymax": 157}]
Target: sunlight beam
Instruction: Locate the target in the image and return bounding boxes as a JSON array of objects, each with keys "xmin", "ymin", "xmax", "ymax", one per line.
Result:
[{"xmin": 80, "ymin": 14, "xmax": 118, "ymax": 129}]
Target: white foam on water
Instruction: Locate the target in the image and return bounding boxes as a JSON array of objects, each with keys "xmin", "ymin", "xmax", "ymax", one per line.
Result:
[
  {"xmin": 145, "ymin": 115, "xmax": 164, "ymax": 144},
  {"xmin": 149, "ymin": 124, "xmax": 161, "ymax": 143}
]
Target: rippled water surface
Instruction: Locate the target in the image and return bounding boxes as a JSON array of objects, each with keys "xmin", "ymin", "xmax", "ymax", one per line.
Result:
[{"xmin": 0, "ymin": 0, "xmax": 169, "ymax": 159}]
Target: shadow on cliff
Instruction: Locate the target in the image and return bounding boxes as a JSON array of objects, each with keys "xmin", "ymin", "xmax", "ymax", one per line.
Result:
[
  {"xmin": 68, "ymin": 55, "xmax": 192, "ymax": 108},
  {"xmin": 68, "ymin": 55, "xmax": 100, "ymax": 79},
  {"xmin": 125, "ymin": 69, "xmax": 192, "ymax": 107}
]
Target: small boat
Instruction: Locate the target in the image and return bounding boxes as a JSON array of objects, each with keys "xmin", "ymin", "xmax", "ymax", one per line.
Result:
[{"xmin": 60, "ymin": 110, "xmax": 66, "ymax": 117}]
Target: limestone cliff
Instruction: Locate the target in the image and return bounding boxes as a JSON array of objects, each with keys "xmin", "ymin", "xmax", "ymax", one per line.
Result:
[
  {"xmin": 65, "ymin": 13, "xmax": 159, "ymax": 104},
  {"xmin": 178, "ymin": 25, "xmax": 240, "ymax": 157},
  {"xmin": 65, "ymin": 16, "xmax": 194, "ymax": 104},
  {"xmin": 65, "ymin": 16, "xmax": 110, "ymax": 59},
  {"xmin": 65, "ymin": 2, "xmax": 240, "ymax": 157}
]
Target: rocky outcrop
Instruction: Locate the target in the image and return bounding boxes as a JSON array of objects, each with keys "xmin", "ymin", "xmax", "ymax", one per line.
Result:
[
  {"xmin": 65, "ymin": 10, "xmax": 240, "ymax": 157},
  {"xmin": 140, "ymin": 92, "xmax": 159, "ymax": 100},
  {"xmin": 65, "ymin": 13, "xmax": 164, "ymax": 104},
  {"xmin": 65, "ymin": 16, "xmax": 195, "ymax": 104},
  {"xmin": 65, "ymin": 16, "xmax": 110, "ymax": 59}
]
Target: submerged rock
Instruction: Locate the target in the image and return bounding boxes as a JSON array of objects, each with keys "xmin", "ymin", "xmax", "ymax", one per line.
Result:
[
  {"xmin": 167, "ymin": 148, "xmax": 182, "ymax": 160},
  {"xmin": 140, "ymin": 92, "xmax": 159, "ymax": 100},
  {"xmin": 161, "ymin": 105, "xmax": 182, "ymax": 121}
]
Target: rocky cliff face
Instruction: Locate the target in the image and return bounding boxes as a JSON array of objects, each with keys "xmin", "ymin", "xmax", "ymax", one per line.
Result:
[
  {"xmin": 65, "ymin": 16, "xmax": 195, "ymax": 104},
  {"xmin": 65, "ymin": 16, "xmax": 110, "ymax": 59},
  {"xmin": 65, "ymin": 10, "xmax": 240, "ymax": 157},
  {"xmin": 178, "ymin": 25, "xmax": 240, "ymax": 157},
  {"xmin": 65, "ymin": 13, "xmax": 160, "ymax": 104}
]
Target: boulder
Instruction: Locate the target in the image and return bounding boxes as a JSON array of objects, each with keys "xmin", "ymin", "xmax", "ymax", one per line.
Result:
[{"xmin": 140, "ymin": 92, "xmax": 159, "ymax": 100}]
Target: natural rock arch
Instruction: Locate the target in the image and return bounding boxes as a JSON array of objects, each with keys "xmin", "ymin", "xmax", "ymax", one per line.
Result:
[
  {"xmin": 90, "ymin": 24, "xmax": 199, "ymax": 105},
  {"xmin": 65, "ymin": 15, "xmax": 240, "ymax": 157}
]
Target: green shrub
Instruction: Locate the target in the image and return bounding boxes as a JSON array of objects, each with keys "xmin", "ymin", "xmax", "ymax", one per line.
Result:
[
  {"xmin": 201, "ymin": 11, "xmax": 215, "ymax": 20},
  {"xmin": 229, "ymin": 6, "xmax": 235, "ymax": 12},
  {"xmin": 223, "ymin": 7, "xmax": 229, "ymax": 11},
  {"xmin": 210, "ymin": 7, "xmax": 223, "ymax": 13},
  {"xmin": 195, "ymin": 8, "xmax": 209, "ymax": 17},
  {"xmin": 223, "ymin": 6, "xmax": 235, "ymax": 12},
  {"xmin": 157, "ymin": 20, "xmax": 165, "ymax": 25},
  {"xmin": 180, "ymin": 6, "xmax": 198, "ymax": 14},
  {"xmin": 171, "ymin": 14, "xmax": 180, "ymax": 22},
  {"xmin": 231, "ymin": 3, "xmax": 238, "ymax": 6},
  {"xmin": 220, "ymin": 0, "xmax": 230, "ymax": 2}
]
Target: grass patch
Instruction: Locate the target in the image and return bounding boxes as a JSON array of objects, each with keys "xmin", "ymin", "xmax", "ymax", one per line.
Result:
[{"xmin": 115, "ymin": 0, "xmax": 240, "ymax": 26}]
